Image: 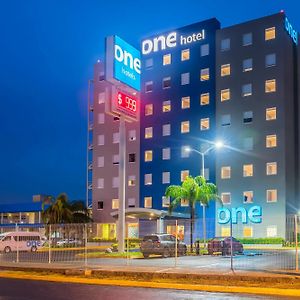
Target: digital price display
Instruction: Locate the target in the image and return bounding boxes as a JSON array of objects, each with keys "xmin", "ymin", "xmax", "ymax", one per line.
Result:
[{"xmin": 115, "ymin": 91, "xmax": 138, "ymax": 117}]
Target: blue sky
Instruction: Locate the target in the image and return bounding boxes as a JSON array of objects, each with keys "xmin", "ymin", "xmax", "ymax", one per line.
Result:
[{"xmin": 0, "ymin": 0, "xmax": 298, "ymax": 204}]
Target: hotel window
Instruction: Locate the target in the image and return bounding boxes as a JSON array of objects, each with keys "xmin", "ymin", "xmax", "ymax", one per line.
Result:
[
  {"xmin": 113, "ymin": 154, "xmax": 119, "ymax": 165},
  {"xmin": 181, "ymin": 49, "xmax": 190, "ymax": 61},
  {"xmin": 243, "ymin": 164, "xmax": 253, "ymax": 177},
  {"xmin": 200, "ymin": 68, "xmax": 209, "ymax": 81},
  {"xmin": 145, "ymin": 127, "xmax": 153, "ymax": 139},
  {"xmin": 99, "ymin": 71, "xmax": 105, "ymax": 81},
  {"xmin": 128, "ymin": 198, "xmax": 136, "ymax": 208},
  {"xmin": 128, "ymin": 130, "xmax": 136, "ymax": 141},
  {"xmin": 181, "ymin": 73, "xmax": 190, "ymax": 85},
  {"xmin": 144, "ymin": 197, "xmax": 152, "ymax": 208},
  {"xmin": 243, "ymin": 227, "xmax": 253, "ymax": 238},
  {"xmin": 113, "ymin": 132, "xmax": 120, "ymax": 144},
  {"xmin": 221, "ymin": 38, "xmax": 230, "ymax": 51},
  {"xmin": 221, "ymin": 89, "xmax": 230, "ymax": 101},
  {"xmin": 221, "ymin": 166, "xmax": 231, "ymax": 179},
  {"xmin": 128, "ymin": 153, "xmax": 136, "ymax": 163},
  {"xmin": 200, "ymin": 93, "xmax": 209, "ymax": 105},
  {"xmin": 204, "ymin": 168, "xmax": 210, "ymax": 180},
  {"xmin": 201, "ymin": 43, "xmax": 209, "ymax": 56},
  {"xmin": 267, "ymin": 226, "xmax": 277, "ymax": 237},
  {"xmin": 181, "ymin": 96, "xmax": 190, "ymax": 109},
  {"xmin": 145, "ymin": 103, "xmax": 153, "ymax": 116},
  {"xmin": 145, "ymin": 58, "xmax": 153, "ymax": 69},
  {"xmin": 98, "ymin": 113, "xmax": 105, "ymax": 124},
  {"xmin": 181, "ymin": 199, "xmax": 189, "ymax": 207},
  {"xmin": 112, "ymin": 177, "xmax": 119, "ymax": 188},
  {"xmin": 144, "ymin": 174, "xmax": 152, "ymax": 185},
  {"xmin": 181, "ymin": 146, "xmax": 189, "ymax": 158},
  {"xmin": 163, "ymin": 77, "xmax": 171, "ymax": 89},
  {"xmin": 200, "ymin": 118, "xmax": 210, "ymax": 130},
  {"xmin": 265, "ymin": 27, "xmax": 276, "ymax": 41},
  {"xmin": 221, "ymin": 114, "xmax": 231, "ymax": 127},
  {"xmin": 97, "ymin": 178, "xmax": 104, "ymax": 189},
  {"xmin": 181, "ymin": 170, "xmax": 189, "ymax": 182},
  {"xmin": 162, "ymin": 172, "xmax": 170, "ymax": 184},
  {"xmin": 243, "ymin": 111, "xmax": 253, "ymax": 124},
  {"xmin": 266, "ymin": 53, "xmax": 276, "ymax": 67},
  {"xmin": 243, "ymin": 58, "xmax": 253, "ymax": 72},
  {"xmin": 98, "ymin": 92, "xmax": 105, "ymax": 104},
  {"xmin": 162, "ymin": 196, "xmax": 170, "ymax": 207},
  {"xmin": 181, "ymin": 121, "xmax": 190, "ymax": 133},
  {"xmin": 162, "ymin": 100, "xmax": 171, "ymax": 112},
  {"xmin": 128, "ymin": 175, "xmax": 136, "ymax": 186},
  {"xmin": 265, "ymin": 79, "xmax": 276, "ymax": 93},
  {"xmin": 97, "ymin": 135, "xmax": 104, "ymax": 146},
  {"xmin": 145, "ymin": 81, "xmax": 153, "ymax": 93},
  {"xmin": 266, "ymin": 107, "xmax": 276, "ymax": 121},
  {"xmin": 221, "ymin": 64, "xmax": 230, "ymax": 76},
  {"xmin": 266, "ymin": 134, "xmax": 277, "ymax": 148},
  {"xmin": 97, "ymin": 201, "xmax": 104, "ymax": 210},
  {"xmin": 266, "ymin": 162, "xmax": 277, "ymax": 175},
  {"xmin": 243, "ymin": 191, "xmax": 253, "ymax": 203},
  {"xmin": 112, "ymin": 199, "xmax": 119, "ymax": 210},
  {"xmin": 243, "ymin": 137, "xmax": 253, "ymax": 151},
  {"xmin": 221, "ymin": 193, "xmax": 231, "ymax": 204},
  {"xmin": 163, "ymin": 54, "xmax": 171, "ymax": 65},
  {"xmin": 242, "ymin": 83, "xmax": 252, "ymax": 97},
  {"xmin": 267, "ymin": 189, "xmax": 277, "ymax": 202},
  {"xmin": 97, "ymin": 156, "xmax": 104, "ymax": 168},
  {"xmin": 162, "ymin": 124, "xmax": 171, "ymax": 136},
  {"xmin": 243, "ymin": 32, "xmax": 252, "ymax": 46},
  {"xmin": 221, "ymin": 227, "xmax": 230, "ymax": 237},
  {"xmin": 162, "ymin": 148, "xmax": 170, "ymax": 160},
  {"xmin": 144, "ymin": 150, "xmax": 153, "ymax": 162}
]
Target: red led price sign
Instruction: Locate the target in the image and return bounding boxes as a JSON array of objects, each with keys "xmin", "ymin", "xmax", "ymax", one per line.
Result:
[{"xmin": 116, "ymin": 91, "xmax": 138, "ymax": 116}]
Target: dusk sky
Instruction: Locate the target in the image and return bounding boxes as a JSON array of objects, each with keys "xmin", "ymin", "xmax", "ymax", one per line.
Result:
[{"xmin": 0, "ymin": 0, "xmax": 298, "ymax": 204}]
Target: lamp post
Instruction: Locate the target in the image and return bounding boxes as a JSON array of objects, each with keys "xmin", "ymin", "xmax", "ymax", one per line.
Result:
[{"xmin": 185, "ymin": 141, "xmax": 223, "ymax": 247}]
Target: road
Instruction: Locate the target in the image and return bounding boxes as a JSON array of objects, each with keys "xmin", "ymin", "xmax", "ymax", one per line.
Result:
[{"xmin": 0, "ymin": 278, "xmax": 291, "ymax": 300}]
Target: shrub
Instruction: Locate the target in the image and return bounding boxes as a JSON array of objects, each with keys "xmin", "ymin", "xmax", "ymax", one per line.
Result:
[{"xmin": 237, "ymin": 237, "xmax": 284, "ymax": 245}]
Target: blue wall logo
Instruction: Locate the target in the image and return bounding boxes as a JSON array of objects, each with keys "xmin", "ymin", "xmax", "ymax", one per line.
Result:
[
  {"xmin": 217, "ymin": 206, "xmax": 262, "ymax": 224},
  {"xmin": 285, "ymin": 17, "xmax": 298, "ymax": 45}
]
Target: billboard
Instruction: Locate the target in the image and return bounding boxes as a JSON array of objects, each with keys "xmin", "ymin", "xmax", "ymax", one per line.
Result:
[{"xmin": 106, "ymin": 35, "xmax": 141, "ymax": 91}]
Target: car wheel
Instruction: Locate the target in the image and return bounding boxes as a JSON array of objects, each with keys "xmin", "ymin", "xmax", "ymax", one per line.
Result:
[
  {"xmin": 31, "ymin": 246, "xmax": 37, "ymax": 252},
  {"xmin": 4, "ymin": 246, "xmax": 11, "ymax": 254},
  {"xmin": 181, "ymin": 246, "xmax": 187, "ymax": 256},
  {"xmin": 162, "ymin": 248, "xmax": 170, "ymax": 258},
  {"xmin": 143, "ymin": 253, "xmax": 149, "ymax": 258}
]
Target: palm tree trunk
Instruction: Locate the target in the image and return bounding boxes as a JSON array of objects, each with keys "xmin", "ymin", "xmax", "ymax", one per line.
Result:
[{"xmin": 190, "ymin": 207, "xmax": 194, "ymax": 252}]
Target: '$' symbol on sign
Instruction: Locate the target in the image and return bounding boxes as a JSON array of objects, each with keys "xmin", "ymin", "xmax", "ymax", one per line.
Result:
[{"xmin": 118, "ymin": 93, "xmax": 122, "ymax": 105}]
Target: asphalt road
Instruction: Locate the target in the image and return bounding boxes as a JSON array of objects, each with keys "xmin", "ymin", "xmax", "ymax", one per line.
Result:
[{"xmin": 0, "ymin": 278, "xmax": 290, "ymax": 300}]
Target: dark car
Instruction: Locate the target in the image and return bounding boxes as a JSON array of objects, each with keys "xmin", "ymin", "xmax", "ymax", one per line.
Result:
[
  {"xmin": 140, "ymin": 234, "xmax": 187, "ymax": 258},
  {"xmin": 208, "ymin": 237, "xmax": 243, "ymax": 255}
]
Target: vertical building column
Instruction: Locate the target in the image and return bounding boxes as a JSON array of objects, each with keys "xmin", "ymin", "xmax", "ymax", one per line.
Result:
[
  {"xmin": 38, "ymin": 211, "xmax": 41, "ymax": 224},
  {"xmin": 0, "ymin": 213, "xmax": 3, "ymax": 224},
  {"xmin": 19, "ymin": 212, "xmax": 22, "ymax": 223},
  {"xmin": 156, "ymin": 218, "xmax": 164, "ymax": 234}
]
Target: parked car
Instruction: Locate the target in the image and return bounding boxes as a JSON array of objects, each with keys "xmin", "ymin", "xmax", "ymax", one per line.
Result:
[
  {"xmin": 208, "ymin": 237, "xmax": 243, "ymax": 255},
  {"xmin": 140, "ymin": 234, "xmax": 187, "ymax": 258},
  {"xmin": 56, "ymin": 239, "xmax": 82, "ymax": 247}
]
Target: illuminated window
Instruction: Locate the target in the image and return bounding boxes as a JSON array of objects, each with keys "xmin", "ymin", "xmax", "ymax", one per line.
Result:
[
  {"xmin": 97, "ymin": 201, "xmax": 104, "ymax": 210},
  {"xmin": 163, "ymin": 77, "xmax": 171, "ymax": 89},
  {"xmin": 162, "ymin": 100, "xmax": 171, "ymax": 112},
  {"xmin": 221, "ymin": 89, "xmax": 230, "ymax": 101},
  {"xmin": 221, "ymin": 64, "xmax": 230, "ymax": 76},
  {"xmin": 243, "ymin": 32, "xmax": 252, "ymax": 46},
  {"xmin": 266, "ymin": 162, "xmax": 277, "ymax": 175},
  {"xmin": 144, "ymin": 197, "xmax": 152, "ymax": 208},
  {"xmin": 243, "ymin": 137, "xmax": 253, "ymax": 151},
  {"xmin": 201, "ymin": 44, "xmax": 209, "ymax": 56},
  {"xmin": 99, "ymin": 71, "xmax": 105, "ymax": 81},
  {"xmin": 181, "ymin": 170, "xmax": 189, "ymax": 182},
  {"xmin": 181, "ymin": 96, "xmax": 190, "ymax": 109},
  {"xmin": 113, "ymin": 154, "xmax": 119, "ymax": 165},
  {"xmin": 266, "ymin": 53, "xmax": 276, "ymax": 67},
  {"xmin": 162, "ymin": 172, "xmax": 170, "ymax": 184},
  {"xmin": 181, "ymin": 73, "xmax": 190, "ymax": 85},
  {"xmin": 145, "ymin": 81, "xmax": 153, "ymax": 93},
  {"xmin": 97, "ymin": 156, "xmax": 104, "ymax": 167},
  {"xmin": 163, "ymin": 54, "xmax": 171, "ymax": 65},
  {"xmin": 145, "ymin": 104, "xmax": 153, "ymax": 116},
  {"xmin": 144, "ymin": 150, "xmax": 153, "ymax": 162},
  {"xmin": 243, "ymin": 58, "xmax": 253, "ymax": 72},
  {"xmin": 98, "ymin": 135, "xmax": 104, "ymax": 145},
  {"xmin": 181, "ymin": 146, "xmax": 189, "ymax": 158},
  {"xmin": 267, "ymin": 226, "xmax": 277, "ymax": 237},
  {"xmin": 128, "ymin": 153, "xmax": 136, "ymax": 163},
  {"xmin": 181, "ymin": 49, "xmax": 190, "ymax": 61},
  {"xmin": 181, "ymin": 121, "xmax": 190, "ymax": 133},
  {"xmin": 162, "ymin": 196, "xmax": 170, "ymax": 207},
  {"xmin": 145, "ymin": 127, "xmax": 153, "ymax": 139},
  {"xmin": 243, "ymin": 111, "xmax": 253, "ymax": 124},
  {"xmin": 181, "ymin": 199, "xmax": 189, "ymax": 207},
  {"xmin": 128, "ymin": 175, "xmax": 136, "ymax": 186},
  {"xmin": 221, "ymin": 38, "xmax": 230, "ymax": 51},
  {"xmin": 221, "ymin": 114, "xmax": 231, "ymax": 127},
  {"xmin": 243, "ymin": 191, "xmax": 253, "ymax": 203},
  {"xmin": 221, "ymin": 166, "xmax": 231, "ymax": 179},
  {"xmin": 97, "ymin": 178, "xmax": 104, "ymax": 189},
  {"xmin": 128, "ymin": 130, "xmax": 136, "ymax": 141},
  {"xmin": 267, "ymin": 189, "xmax": 277, "ymax": 202},
  {"xmin": 266, "ymin": 134, "xmax": 277, "ymax": 148},
  {"xmin": 98, "ymin": 113, "xmax": 105, "ymax": 124},
  {"xmin": 162, "ymin": 148, "xmax": 170, "ymax": 160},
  {"xmin": 266, "ymin": 107, "xmax": 276, "ymax": 121},
  {"xmin": 242, "ymin": 83, "xmax": 252, "ymax": 97},
  {"xmin": 113, "ymin": 132, "xmax": 119, "ymax": 144},
  {"xmin": 265, "ymin": 79, "xmax": 276, "ymax": 93},
  {"xmin": 265, "ymin": 27, "xmax": 276, "ymax": 41},
  {"xmin": 128, "ymin": 198, "xmax": 136, "ymax": 208},
  {"xmin": 243, "ymin": 227, "xmax": 253, "ymax": 237},
  {"xmin": 112, "ymin": 177, "xmax": 119, "ymax": 188},
  {"xmin": 161, "ymin": 124, "xmax": 170, "ymax": 137},
  {"xmin": 145, "ymin": 58, "xmax": 153, "ymax": 69},
  {"xmin": 200, "ymin": 68, "xmax": 210, "ymax": 81},
  {"xmin": 221, "ymin": 227, "xmax": 230, "ymax": 237},
  {"xmin": 200, "ymin": 118, "xmax": 210, "ymax": 130},
  {"xmin": 144, "ymin": 173, "xmax": 152, "ymax": 185},
  {"xmin": 221, "ymin": 193, "xmax": 231, "ymax": 204},
  {"xmin": 243, "ymin": 164, "xmax": 253, "ymax": 177},
  {"xmin": 200, "ymin": 93, "xmax": 209, "ymax": 105},
  {"xmin": 112, "ymin": 199, "xmax": 119, "ymax": 209},
  {"xmin": 98, "ymin": 92, "xmax": 105, "ymax": 104}
]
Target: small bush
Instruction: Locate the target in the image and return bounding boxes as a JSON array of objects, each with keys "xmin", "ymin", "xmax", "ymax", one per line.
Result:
[{"xmin": 237, "ymin": 237, "xmax": 284, "ymax": 245}]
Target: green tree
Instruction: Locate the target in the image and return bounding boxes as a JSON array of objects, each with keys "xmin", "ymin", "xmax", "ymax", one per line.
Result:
[{"xmin": 165, "ymin": 176, "xmax": 220, "ymax": 251}]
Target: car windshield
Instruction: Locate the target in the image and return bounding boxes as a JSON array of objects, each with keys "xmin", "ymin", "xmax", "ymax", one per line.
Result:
[{"xmin": 143, "ymin": 236, "xmax": 158, "ymax": 242}]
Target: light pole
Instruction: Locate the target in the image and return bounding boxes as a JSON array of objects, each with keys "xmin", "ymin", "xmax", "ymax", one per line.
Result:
[{"xmin": 185, "ymin": 141, "xmax": 223, "ymax": 247}]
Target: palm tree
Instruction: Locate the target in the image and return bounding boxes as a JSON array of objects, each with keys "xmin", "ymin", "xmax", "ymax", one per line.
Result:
[{"xmin": 165, "ymin": 175, "xmax": 220, "ymax": 251}]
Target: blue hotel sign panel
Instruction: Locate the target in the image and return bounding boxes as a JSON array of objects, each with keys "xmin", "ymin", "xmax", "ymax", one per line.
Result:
[
  {"xmin": 106, "ymin": 35, "xmax": 141, "ymax": 91},
  {"xmin": 217, "ymin": 206, "xmax": 262, "ymax": 224},
  {"xmin": 285, "ymin": 17, "xmax": 298, "ymax": 45}
]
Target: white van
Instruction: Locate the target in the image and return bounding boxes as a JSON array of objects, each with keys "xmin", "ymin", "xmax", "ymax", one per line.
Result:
[{"xmin": 0, "ymin": 232, "xmax": 45, "ymax": 253}]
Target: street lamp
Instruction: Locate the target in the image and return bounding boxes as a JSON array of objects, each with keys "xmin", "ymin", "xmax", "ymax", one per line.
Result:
[{"xmin": 184, "ymin": 141, "xmax": 224, "ymax": 247}]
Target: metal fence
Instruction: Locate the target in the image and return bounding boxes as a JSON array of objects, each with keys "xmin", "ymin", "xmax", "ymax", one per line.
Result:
[{"xmin": 0, "ymin": 216, "xmax": 299, "ymax": 273}]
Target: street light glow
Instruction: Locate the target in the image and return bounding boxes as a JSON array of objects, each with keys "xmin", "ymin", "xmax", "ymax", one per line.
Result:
[
  {"xmin": 215, "ymin": 141, "xmax": 224, "ymax": 149},
  {"xmin": 184, "ymin": 146, "xmax": 191, "ymax": 152}
]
